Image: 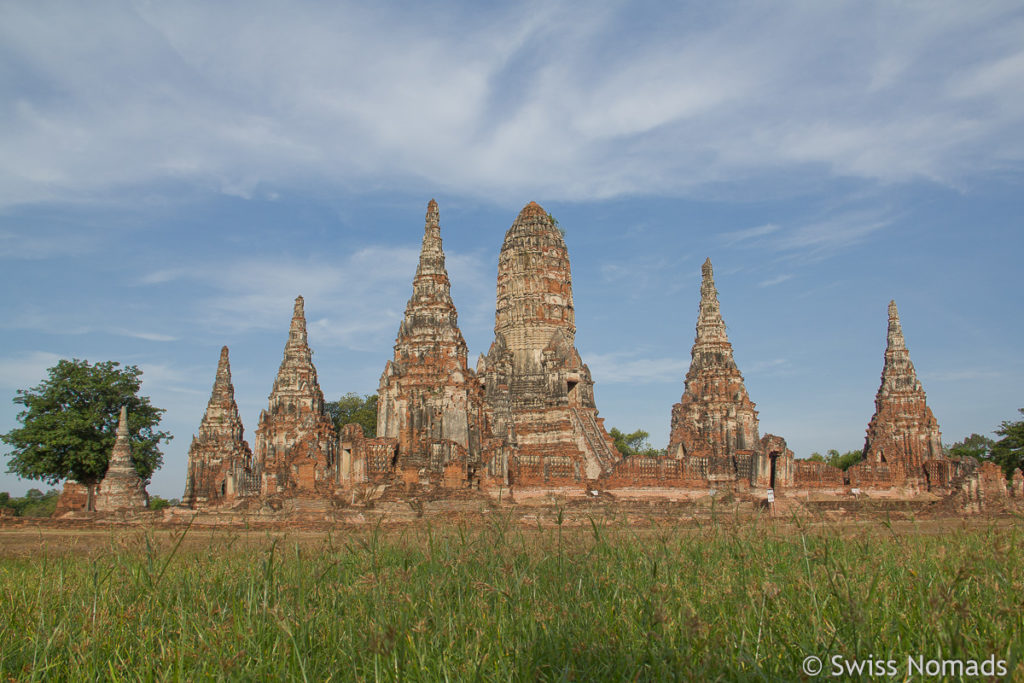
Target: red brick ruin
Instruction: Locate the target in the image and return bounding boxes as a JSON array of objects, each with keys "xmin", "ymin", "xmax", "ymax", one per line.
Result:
[
  {"xmin": 106, "ymin": 199, "xmax": 1002, "ymax": 514},
  {"xmin": 182, "ymin": 346, "xmax": 255, "ymax": 507}
]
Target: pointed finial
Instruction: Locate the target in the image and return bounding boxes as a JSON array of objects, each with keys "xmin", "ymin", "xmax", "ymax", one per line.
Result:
[
  {"xmin": 702, "ymin": 257, "xmax": 713, "ymax": 280},
  {"xmin": 518, "ymin": 201, "xmax": 548, "ymax": 219},
  {"xmin": 426, "ymin": 198, "xmax": 439, "ymax": 226},
  {"xmin": 293, "ymin": 295, "xmax": 304, "ymax": 317},
  {"xmin": 219, "ymin": 345, "xmax": 230, "ymax": 365},
  {"xmin": 886, "ymin": 299, "xmax": 906, "ymax": 350},
  {"xmin": 116, "ymin": 405, "xmax": 129, "ymax": 438}
]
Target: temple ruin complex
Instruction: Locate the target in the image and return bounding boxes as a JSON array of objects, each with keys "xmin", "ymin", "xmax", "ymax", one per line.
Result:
[{"xmin": 53, "ymin": 198, "xmax": 1017, "ymax": 517}]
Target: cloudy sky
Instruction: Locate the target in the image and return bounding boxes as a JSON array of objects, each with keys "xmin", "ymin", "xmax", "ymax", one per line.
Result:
[{"xmin": 2, "ymin": 1, "xmax": 1022, "ymax": 497}]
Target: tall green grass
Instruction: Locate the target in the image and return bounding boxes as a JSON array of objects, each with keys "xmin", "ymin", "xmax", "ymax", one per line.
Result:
[{"xmin": 1, "ymin": 515, "xmax": 1022, "ymax": 680}]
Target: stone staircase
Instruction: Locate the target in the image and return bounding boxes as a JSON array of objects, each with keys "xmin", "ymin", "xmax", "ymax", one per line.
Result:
[{"xmin": 571, "ymin": 407, "xmax": 618, "ymax": 474}]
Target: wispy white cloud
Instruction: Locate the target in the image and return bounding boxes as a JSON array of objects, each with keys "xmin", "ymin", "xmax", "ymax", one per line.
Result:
[
  {"xmin": 585, "ymin": 352, "xmax": 689, "ymax": 385},
  {"xmin": 720, "ymin": 224, "xmax": 780, "ymax": 247},
  {"xmin": 142, "ymin": 244, "xmax": 492, "ymax": 352},
  {"xmin": 0, "ymin": 2, "xmax": 1021, "ymax": 209},
  {"xmin": 757, "ymin": 274, "xmax": 793, "ymax": 288}
]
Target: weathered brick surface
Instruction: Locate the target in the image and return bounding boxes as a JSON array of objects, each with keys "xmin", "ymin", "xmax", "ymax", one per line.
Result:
[
  {"xmin": 667, "ymin": 259, "xmax": 761, "ymax": 461},
  {"xmin": 792, "ymin": 460, "xmax": 845, "ymax": 487},
  {"xmin": 482, "ymin": 202, "xmax": 620, "ymax": 485},
  {"xmin": 1012, "ymin": 469, "xmax": 1024, "ymax": 498},
  {"xmin": 182, "ymin": 347, "xmax": 256, "ymax": 508},
  {"xmin": 94, "ymin": 406, "xmax": 148, "ymax": 511},
  {"xmin": 377, "ymin": 200, "xmax": 487, "ymax": 486},
  {"xmin": 846, "ymin": 460, "xmax": 907, "ymax": 489},
  {"xmin": 254, "ymin": 297, "xmax": 338, "ymax": 496},
  {"xmin": 54, "ymin": 481, "xmax": 93, "ymax": 515},
  {"xmin": 862, "ymin": 301, "xmax": 943, "ymax": 475},
  {"xmin": 977, "ymin": 461, "xmax": 1009, "ymax": 503}
]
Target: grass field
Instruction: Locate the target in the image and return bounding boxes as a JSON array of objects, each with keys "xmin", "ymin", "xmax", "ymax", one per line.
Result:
[{"xmin": 1, "ymin": 513, "xmax": 1022, "ymax": 680}]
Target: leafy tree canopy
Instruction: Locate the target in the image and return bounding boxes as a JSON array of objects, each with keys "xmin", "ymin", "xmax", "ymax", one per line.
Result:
[
  {"xmin": 610, "ymin": 427, "xmax": 663, "ymax": 457},
  {"xmin": 991, "ymin": 409, "xmax": 1024, "ymax": 479},
  {"xmin": 0, "ymin": 488, "xmax": 60, "ymax": 517},
  {"xmin": 2, "ymin": 359, "xmax": 171, "ymax": 486},
  {"xmin": 947, "ymin": 433, "xmax": 995, "ymax": 461},
  {"xmin": 804, "ymin": 449, "xmax": 861, "ymax": 470},
  {"xmin": 326, "ymin": 393, "xmax": 378, "ymax": 438}
]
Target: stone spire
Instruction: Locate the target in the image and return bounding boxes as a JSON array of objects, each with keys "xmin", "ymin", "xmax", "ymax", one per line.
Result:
[
  {"xmin": 863, "ymin": 300, "xmax": 942, "ymax": 470},
  {"xmin": 691, "ymin": 257, "xmax": 736, "ymax": 371},
  {"xmin": 183, "ymin": 346, "xmax": 255, "ymax": 508},
  {"xmin": 494, "ymin": 201, "xmax": 576, "ymax": 352},
  {"xmin": 483, "ymin": 201, "xmax": 619, "ymax": 483},
  {"xmin": 254, "ymin": 296, "xmax": 337, "ymax": 495},
  {"xmin": 94, "ymin": 406, "xmax": 148, "ymax": 511},
  {"xmin": 378, "ymin": 200, "xmax": 485, "ymax": 473},
  {"xmin": 667, "ymin": 258, "xmax": 760, "ymax": 459}
]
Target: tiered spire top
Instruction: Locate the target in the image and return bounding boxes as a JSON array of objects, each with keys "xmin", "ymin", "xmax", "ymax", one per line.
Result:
[
  {"xmin": 281, "ymin": 295, "xmax": 312, "ymax": 365},
  {"xmin": 197, "ymin": 346, "xmax": 244, "ymax": 438},
  {"xmin": 410, "ymin": 198, "xmax": 453, "ymax": 302},
  {"xmin": 877, "ymin": 299, "xmax": 922, "ymax": 395},
  {"xmin": 495, "ymin": 200, "xmax": 575, "ymax": 350},
  {"xmin": 695, "ymin": 258, "xmax": 729, "ymax": 345},
  {"xmin": 109, "ymin": 406, "xmax": 132, "ymax": 469},
  {"xmin": 887, "ymin": 300, "xmax": 906, "ymax": 351}
]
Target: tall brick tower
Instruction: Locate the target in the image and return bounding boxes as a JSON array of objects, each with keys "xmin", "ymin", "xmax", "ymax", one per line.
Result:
[
  {"xmin": 668, "ymin": 258, "xmax": 760, "ymax": 459},
  {"xmin": 254, "ymin": 296, "xmax": 337, "ymax": 494},
  {"xmin": 862, "ymin": 300, "xmax": 943, "ymax": 471},
  {"xmin": 377, "ymin": 200, "xmax": 487, "ymax": 477},
  {"xmin": 183, "ymin": 346, "xmax": 255, "ymax": 507},
  {"xmin": 481, "ymin": 202, "xmax": 619, "ymax": 483}
]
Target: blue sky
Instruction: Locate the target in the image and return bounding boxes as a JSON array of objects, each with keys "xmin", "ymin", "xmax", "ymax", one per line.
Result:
[{"xmin": 1, "ymin": 2, "xmax": 1022, "ymax": 498}]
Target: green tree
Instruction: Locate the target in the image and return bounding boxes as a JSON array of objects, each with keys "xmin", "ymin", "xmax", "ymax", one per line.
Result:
[
  {"xmin": 609, "ymin": 427, "xmax": 663, "ymax": 457},
  {"xmin": 824, "ymin": 449, "xmax": 862, "ymax": 471},
  {"xmin": 947, "ymin": 433, "xmax": 995, "ymax": 461},
  {"xmin": 2, "ymin": 359, "xmax": 171, "ymax": 488},
  {"xmin": 806, "ymin": 452, "xmax": 825, "ymax": 463},
  {"xmin": 326, "ymin": 393, "xmax": 378, "ymax": 438},
  {"xmin": 991, "ymin": 409, "xmax": 1024, "ymax": 479}
]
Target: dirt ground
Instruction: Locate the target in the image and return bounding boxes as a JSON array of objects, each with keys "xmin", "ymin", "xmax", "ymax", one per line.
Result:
[{"xmin": 0, "ymin": 510, "xmax": 1017, "ymax": 559}]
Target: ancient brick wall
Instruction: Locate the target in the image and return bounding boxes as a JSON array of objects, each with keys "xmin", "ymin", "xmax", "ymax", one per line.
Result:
[
  {"xmin": 846, "ymin": 460, "xmax": 907, "ymax": 489},
  {"xmin": 792, "ymin": 460, "xmax": 846, "ymax": 487},
  {"xmin": 54, "ymin": 481, "xmax": 93, "ymax": 515},
  {"xmin": 923, "ymin": 458, "xmax": 956, "ymax": 491}
]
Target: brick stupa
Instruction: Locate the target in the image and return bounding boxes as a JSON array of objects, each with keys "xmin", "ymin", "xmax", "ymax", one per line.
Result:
[
  {"xmin": 254, "ymin": 296, "xmax": 338, "ymax": 495},
  {"xmin": 183, "ymin": 346, "xmax": 255, "ymax": 507},
  {"xmin": 481, "ymin": 202, "xmax": 619, "ymax": 483},
  {"xmin": 377, "ymin": 200, "xmax": 487, "ymax": 479},
  {"xmin": 668, "ymin": 258, "xmax": 760, "ymax": 459},
  {"xmin": 862, "ymin": 300, "xmax": 943, "ymax": 470},
  {"xmin": 94, "ymin": 406, "xmax": 148, "ymax": 511}
]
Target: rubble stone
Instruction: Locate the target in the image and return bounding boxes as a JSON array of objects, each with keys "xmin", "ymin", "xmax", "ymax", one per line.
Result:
[
  {"xmin": 182, "ymin": 347, "xmax": 256, "ymax": 507},
  {"xmin": 94, "ymin": 406, "xmax": 148, "ymax": 511}
]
